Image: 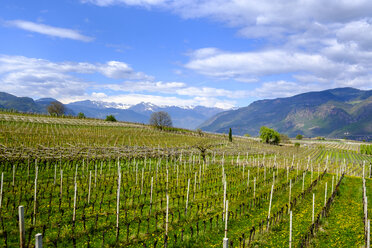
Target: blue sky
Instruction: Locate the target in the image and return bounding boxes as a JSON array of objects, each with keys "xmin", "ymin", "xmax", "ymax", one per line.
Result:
[{"xmin": 1, "ymin": 0, "xmax": 372, "ymax": 109}]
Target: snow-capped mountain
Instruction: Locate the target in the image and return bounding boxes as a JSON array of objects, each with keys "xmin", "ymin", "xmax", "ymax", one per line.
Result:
[{"xmin": 66, "ymin": 100, "xmax": 225, "ymax": 129}]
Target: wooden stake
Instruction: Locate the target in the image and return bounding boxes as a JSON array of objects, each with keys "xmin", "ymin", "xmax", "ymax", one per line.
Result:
[
  {"xmin": 267, "ymin": 184, "xmax": 274, "ymax": 230},
  {"xmin": 223, "ymin": 181, "xmax": 227, "ymax": 220},
  {"xmin": 54, "ymin": 164, "xmax": 56, "ymax": 185},
  {"xmin": 141, "ymin": 168, "xmax": 144, "ymax": 195},
  {"xmin": 149, "ymin": 177, "xmax": 153, "ymax": 215},
  {"xmin": 288, "ymin": 179, "xmax": 292, "ymax": 214},
  {"xmin": 60, "ymin": 170, "xmax": 63, "ymax": 200},
  {"xmin": 116, "ymin": 165, "xmax": 121, "ymax": 238},
  {"xmin": 247, "ymin": 170, "xmax": 250, "ymax": 189},
  {"xmin": 0, "ymin": 172, "xmax": 3, "ymax": 209},
  {"xmin": 19, "ymin": 206, "xmax": 25, "ymax": 248},
  {"xmin": 33, "ymin": 166, "xmax": 38, "ymax": 225},
  {"xmin": 88, "ymin": 171, "xmax": 91, "ymax": 204},
  {"xmin": 289, "ymin": 211, "xmax": 292, "ymax": 248},
  {"xmin": 324, "ymin": 182, "xmax": 327, "ymax": 207},
  {"xmin": 225, "ymin": 200, "xmax": 229, "ymax": 238},
  {"xmin": 254, "ymin": 177, "xmax": 256, "ymax": 198},
  {"xmin": 73, "ymin": 183, "xmax": 77, "ymax": 222},
  {"xmin": 312, "ymin": 193, "xmax": 315, "ymax": 223},
  {"xmin": 302, "ymin": 172, "xmax": 305, "ymax": 192},
  {"xmin": 166, "ymin": 194, "xmax": 169, "ymax": 235},
  {"xmin": 185, "ymin": 178, "xmax": 190, "ymax": 216},
  {"xmin": 12, "ymin": 164, "xmax": 15, "ymax": 186},
  {"xmin": 35, "ymin": 233, "xmax": 42, "ymax": 248},
  {"xmin": 368, "ymin": 219, "xmax": 370, "ymax": 248}
]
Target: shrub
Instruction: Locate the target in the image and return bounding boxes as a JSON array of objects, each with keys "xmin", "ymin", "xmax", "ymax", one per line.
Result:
[
  {"xmin": 77, "ymin": 112, "xmax": 86, "ymax": 119},
  {"xmin": 105, "ymin": 115, "xmax": 117, "ymax": 122}
]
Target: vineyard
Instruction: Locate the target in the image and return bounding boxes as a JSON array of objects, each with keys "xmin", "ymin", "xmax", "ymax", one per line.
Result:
[{"xmin": 0, "ymin": 111, "xmax": 371, "ymax": 247}]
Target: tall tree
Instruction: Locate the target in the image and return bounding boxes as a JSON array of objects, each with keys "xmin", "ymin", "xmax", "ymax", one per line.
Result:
[
  {"xmin": 259, "ymin": 126, "xmax": 281, "ymax": 145},
  {"xmin": 228, "ymin": 128, "xmax": 232, "ymax": 142},
  {"xmin": 47, "ymin": 101, "xmax": 65, "ymax": 116}
]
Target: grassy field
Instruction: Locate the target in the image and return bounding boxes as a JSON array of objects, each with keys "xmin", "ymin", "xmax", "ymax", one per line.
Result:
[{"xmin": 0, "ymin": 112, "xmax": 371, "ymax": 247}]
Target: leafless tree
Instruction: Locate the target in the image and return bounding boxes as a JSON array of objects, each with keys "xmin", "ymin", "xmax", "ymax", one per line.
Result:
[{"xmin": 149, "ymin": 111, "xmax": 172, "ymax": 129}]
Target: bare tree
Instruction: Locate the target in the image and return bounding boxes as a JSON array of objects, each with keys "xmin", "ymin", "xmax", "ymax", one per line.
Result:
[
  {"xmin": 47, "ymin": 101, "xmax": 65, "ymax": 116},
  {"xmin": 149, "ymin": 111, "xmax": 172, "ymax": 129}
]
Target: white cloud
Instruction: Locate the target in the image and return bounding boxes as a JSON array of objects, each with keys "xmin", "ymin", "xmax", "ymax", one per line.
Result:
[
  {"xmin": 251, "ymin": 81, "xmax": 323, "ymax": 99},
  {"xmin": 336, "ymin": 20, "xmax": 372, "ymax": 50},
  {"xmin": 185, "ymin": 48, "xmax": 341, "ymax": 79},
  {"xmin": 6, "ymin": 20, "xmax": 93, "ymax": 42},
  {"xmin": 0, "ymin": 55, "xmax": 151, "ymax": 99},
  {"xmin": 0, "ymin": 55, "xmax": 240, "ymax": 108},
  {"xmin": 101, "ymin": 81, "xmax": 185, "ymax": 93}
]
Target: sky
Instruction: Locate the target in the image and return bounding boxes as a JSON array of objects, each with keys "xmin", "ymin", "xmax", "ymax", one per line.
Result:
[{"xmin": 1, "ymin": 0, "xmax": 372, "ymax": 109}]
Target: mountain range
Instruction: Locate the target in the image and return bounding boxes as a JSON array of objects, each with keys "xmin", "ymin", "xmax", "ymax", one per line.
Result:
[
  {"xmin": 1, "ymin": 88, "xmax": 371, "ymax": 140},
  {"xmin": 0, "ymin": 92, "xmax": 224, "ymax": 129},
  {"xmin": 199, "ymin": 87, "xmax": 372, "ymax": 141}
]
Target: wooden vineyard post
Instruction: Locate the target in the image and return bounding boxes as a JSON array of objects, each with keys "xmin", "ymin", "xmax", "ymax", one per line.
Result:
[
  {"xmin": 116, "ymin": 165, "xmax": 121, "ymax": 240},
  {"xmin": 247, "ymin": 170, "xmax": 250, "ymax": 189},
  {"xmin": 324, "ymin": 182, "xmax": 327, "ymax": 207},
  {"xmin": 194, "ymin": 172, "xmax": 197, "ymax": 200},
  {"xmin": 60, "ymin": 170, "xmax": 63, "ymax": 200},
  {"xmin": 223, "ymin": 200, "xmax": 229, "ymax": 248},
  {"xmin": 267, "ymin": 184, "xmax": 274, "ymax": 230},
  {"xmin": 35, "ymin": 233, "xmax": 42, "ymax": 248},
  {"xmin": 141, "ymin": 168, "xmax": 144, "ymax": 195},
  {"xmin": 19, "ymin": 206, "xmax": 25, "ymax": 248},
  {"xmin": 166, "ymin": 169, "xmax": 169, "ymax": 194},
  {"xmin": 0, "ymin": 172, "xmax": 3, "ymax": 210},
  {"xmin": 149, "ymin": 177, "xmax": 153, "ymax": 215},
  {"xmin": 368, "ymin": 219, "xmax": 370, "ymax": 248},
  {"xmin": 185, "ymin": 178, "xmax": 190, "ymax": 216},
  {"xmin": 289, "ymin": 211, "xmax": 292, "ymax": 248},
  {"xmin": 288, "ymin": 179, "xmax": 291, "ymax": 214},
  {"xmin": 74, "ymin": 164, "xmax": 78, "ymax": 185},
  {"xmin": 332, "ymin": 176, "xmax": 334, "ymax": 193},
  {"xmin": 73, "ymin": 183, "xmax": 77, "ymax": 223},
  {"xmin": 13, "ymin": 164, "xmax": 15, "ymax": 186},
  {"xmin": 33, "ymin": 166, "xmax": 38, "ymax": 225},
  {"xmin": 312, "ymin": 193, "xmax": 315, "ymax": 223},
  {"xmin": 165, "ymin": 194, "xmax": 169, "ymax": 247},
  {"xmin": 94, "ymin": 163, "xmax": 97, "ymax": 189},
  {"xmin": 254, "ymin": 177, "xmax": 256, "ymax": 198},
  {"xmin": 223, "ymin": 181, "xmax": 227, "ymax": 221},
  {"xmin": 88, "ymin": 171, "xmax": 92, "ymax": 204},
  {"xmin": 54, "ymin": 164, "xmax": 56, "ymax": 185},
  {"xmin": 302, "ymin": 172, "xmax": 305, "ymax": 192}
]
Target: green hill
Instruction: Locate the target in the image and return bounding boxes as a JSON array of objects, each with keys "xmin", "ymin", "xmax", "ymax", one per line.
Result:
[{"xmin": 199, "ymin": 87, "xmax": 372, "ymax": 140}]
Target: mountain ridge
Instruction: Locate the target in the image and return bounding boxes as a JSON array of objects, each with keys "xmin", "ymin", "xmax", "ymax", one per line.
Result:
[
  {"xmin": 199, "ymin": 87, "xmax": 372, "ymax": 141},
  {"xmin": 0, "ymin": 92, "xmax": 224, "ymax": 129}
]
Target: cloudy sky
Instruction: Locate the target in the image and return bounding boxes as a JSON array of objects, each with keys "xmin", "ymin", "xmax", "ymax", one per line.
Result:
[{"xmin": 1, "ymin": 0, "xmax": 372, "ymax": 109}]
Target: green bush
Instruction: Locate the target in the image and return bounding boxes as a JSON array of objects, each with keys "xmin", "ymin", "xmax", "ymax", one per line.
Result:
[
  {"xmin": 77, "ymin": 112, "xmax": 86, "ymax": 119},
  {"xmin": 259, "ymin": 126, "xmax": 281, "ymax": 145},
  {"xmin": 105, "ymin": 115, "xmax": 117, "ymax": 122}
]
